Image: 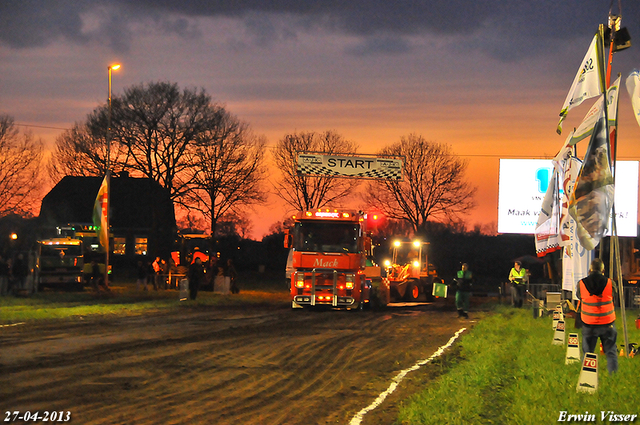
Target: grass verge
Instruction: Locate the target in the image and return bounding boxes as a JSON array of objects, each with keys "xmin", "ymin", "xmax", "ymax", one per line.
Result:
[
  {"xmin": 0, "ymin": 271, "xmax": 289, "ymax": 323},
  {"xmin": 398, "ymin": 305, "xmax": 640, "ymax": 424}
]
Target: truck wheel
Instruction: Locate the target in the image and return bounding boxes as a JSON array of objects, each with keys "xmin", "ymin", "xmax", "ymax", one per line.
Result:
[{"xmin": 406, "ymin": 280, "xmax": 420, "ymax": 301}]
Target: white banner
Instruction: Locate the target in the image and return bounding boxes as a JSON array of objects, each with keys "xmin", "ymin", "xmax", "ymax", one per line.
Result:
[
  {"xmin": 497, "ymin": 159, "xmax": 638, "ymax": 236},
  {"xmin": 569, "ymin": 77, "xmax": 620, "ymax": 146},
  {"xmin": 562, "ymin": 157, "xmax": 592, "ymax": 294},
  {"xmin": 625, "ymin": 69, "xmax": 640, "ymax": 128},
  {"xmin": 562, "ymin": 223, "xmax": 593, "ymax": 295},
  {"xmin": 296, "ymin": 153, "xmax": 403, "ymax": 180},
  {"xmin": 534, "ymin": 170, "xmax": 561, "ymax": 256},
  {"xmin": 557, "ymin": 32, "xmax": 605, "ymax": 134}
]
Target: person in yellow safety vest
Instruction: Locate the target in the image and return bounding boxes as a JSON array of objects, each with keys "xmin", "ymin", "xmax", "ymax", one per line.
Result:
[
  {"xmin": 577, "ymin": 258, "xmax": 618, "ymax": 374},
  {"xmin": 508, "ymin": 260, "xmax": 527, "ymax": 308}
]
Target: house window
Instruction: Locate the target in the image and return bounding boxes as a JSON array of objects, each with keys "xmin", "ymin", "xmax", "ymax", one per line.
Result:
[
  {"xmin": 135, "ymin": 238, "xmax": 148, "ymax": 256},
  {"xmin": 113, "ymin": 238, "xmax": 126, "ymax": 255}
]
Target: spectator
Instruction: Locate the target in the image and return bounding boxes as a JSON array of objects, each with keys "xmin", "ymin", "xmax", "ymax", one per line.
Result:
[
  {"xmin": 188, "ymin": 257, "xmax": 205, "ymax": 300},
  {"xmin": 152, "ymin": 257, "xmax": 162, "ymax": 291},
  {"xmin": 12, "ymin": 254, "xmax": 28, "ymax": 293},
  {"xmin": 577, "ymin": 258, "xmax": 618, "ymax": 374},
  {"xmin": 455, "ymin": 263, "xmax": 473, "ymax": 319},
  {"xmin": 136, "ymin": 260, "xmax": 148, "ymax": 291},
  {"xmin": 227, "ymin": 259, "xmax": 239, "ymax": 294},
  {"xmin": 146, "ymin": 261, "xmax": 155, "ymax": 290},
  {"xmin": 0, "ymin": 255, "xmax": 8, "ymax": 296},
  {"xmin": 508, "ymin": 261, "xmax": 527, "ymax": 308},
  {"xmin": 6, "ymin": 258, "xmax": 13, "ymax": 294},
  {"xmin": 90, "ymin": 260, "xmax": 110, "ymax": 293},
  {"xmin": 160, "ymin": 258, "xmax": 168, "ymax": 289}
]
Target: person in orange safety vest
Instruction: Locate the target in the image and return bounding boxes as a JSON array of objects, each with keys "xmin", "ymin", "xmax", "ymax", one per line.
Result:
[{"xmin": 576, "ymin": 258, "xmax": 618, "ymax": 374}]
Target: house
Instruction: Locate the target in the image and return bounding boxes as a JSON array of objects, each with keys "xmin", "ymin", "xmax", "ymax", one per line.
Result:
[{"xmin": 38, "ymin": 174, "xmax": 176, "ymax": 261}]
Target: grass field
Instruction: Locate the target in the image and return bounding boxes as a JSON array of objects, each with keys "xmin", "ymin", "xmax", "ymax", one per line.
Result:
[
  {"xmin": 398, "ymin": 305, "xmax": 640, "ymax": 424},
  {"xmin": 0, "ymin": 270, "xmax": 289, "ymax": 323}
]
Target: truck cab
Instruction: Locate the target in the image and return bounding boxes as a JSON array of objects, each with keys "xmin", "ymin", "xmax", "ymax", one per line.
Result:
[{"xmin": 285, "ymin": 209, "xmax": 372, "ymax": 310}]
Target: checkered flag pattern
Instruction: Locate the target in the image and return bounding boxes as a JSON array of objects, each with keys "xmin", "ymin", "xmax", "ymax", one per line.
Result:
[{"xmin": 297, "ymin": 164, "xmax": 402, "ymax": 180}]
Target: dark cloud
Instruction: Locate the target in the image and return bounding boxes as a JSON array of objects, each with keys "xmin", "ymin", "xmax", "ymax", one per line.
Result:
[
  {"xmin": 1, "ymin": 0, "xmax": 638, "ymax": 60},
  {"xmin": 346, "ymin": 36, "xmax": 412, "ymax": 56}
]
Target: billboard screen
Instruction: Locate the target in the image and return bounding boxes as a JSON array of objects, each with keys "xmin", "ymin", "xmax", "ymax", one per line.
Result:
[{"xmin": 498, "ymin": 159, "xmax": 638, "ymax": 236}]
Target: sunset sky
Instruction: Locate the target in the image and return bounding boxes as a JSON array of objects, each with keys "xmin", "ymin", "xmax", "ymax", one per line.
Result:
[{"xmin": 2, "ymin": 1, "xmax": 640, "ymax": 238}]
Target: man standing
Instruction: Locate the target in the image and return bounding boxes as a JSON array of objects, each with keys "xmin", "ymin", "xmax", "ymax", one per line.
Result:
[
  {"xmin": 508, "ymin": 261, "xmax": 527, "ymax": 308},
  {"xmin": 577, "ymin": 258, "xmax": 618, "ymax": 374},
  {"xmin": 188, "ymin": 257, "xmax": 205, "ymax": 300},
  {"xmin": 0, "ymin": 255, "xmax": 8, "ymax": 296},
  {"xmin": 455, "ymin": 263, "xmax": 473, "ymax": 318}
]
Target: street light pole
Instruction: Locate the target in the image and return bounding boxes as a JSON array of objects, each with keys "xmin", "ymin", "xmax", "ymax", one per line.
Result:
[
  {"xmin": 105, "ymin": 64, "xmax": 120, "ymax": 288},
  {"xmin": 107, "ymin": 64, "xmax": 120, "ymax": 171}
]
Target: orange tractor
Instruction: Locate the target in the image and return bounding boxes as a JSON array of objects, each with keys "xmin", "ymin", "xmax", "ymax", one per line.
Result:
[{"xmin": 383, "ymin": 239, "xmax": 442, "ymax": 302}]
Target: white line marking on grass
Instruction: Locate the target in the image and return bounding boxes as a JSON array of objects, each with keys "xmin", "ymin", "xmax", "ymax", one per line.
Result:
[
  {"xmin": 349, "ymin": 327, "xmax": 466, "ymax": 425},
  {"xmin": 0, "ymin": 322, "xmax": 25, "ymax": 328}
]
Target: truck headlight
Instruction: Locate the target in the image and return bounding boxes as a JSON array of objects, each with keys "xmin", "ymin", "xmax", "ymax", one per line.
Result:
[
  {"xmin": 345, "ymin": 273, "xmax": 355, "ymax": 290},
  {"xmin": 413, "ymin": 261, "xmax": 420, "ymax": 268},
  {"xmin": 295, "ymin": 274, "xmax": 305, "ymax": 288}
]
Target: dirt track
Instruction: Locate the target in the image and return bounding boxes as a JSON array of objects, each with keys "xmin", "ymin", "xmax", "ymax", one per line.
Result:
[{"xmin": 0, "ymin": 299, "xmax": 473, "ymax": 425}]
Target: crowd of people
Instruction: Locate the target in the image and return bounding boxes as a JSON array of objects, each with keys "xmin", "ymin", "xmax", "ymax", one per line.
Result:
[
  {"xmin": 456, "ymin": 258, "xmax": 619, "ymax": 374},
  {"xmin": 134, "ymin": 254, "xmax": 239, "ymax": 300}
]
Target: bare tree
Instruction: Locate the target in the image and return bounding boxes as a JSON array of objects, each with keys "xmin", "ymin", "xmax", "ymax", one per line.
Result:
[
  {"xmin": 183, "ymin": 108, "xmax": 267, "ymax": 236},
  {"xmin": 216, "ymin": 212, "xmax": 254, "ymax": 239},
  {"xmin": 0, "ymin": 114, "xmax": 44, "ymax": 217},
  {"xmin": 47, "ymin": 115, "xmax": 130, "ymax": 182},
  {"xmin": 49, "ymin": 82, "xmax": 254, "ymax": 206},
  {"xmin": 272, "ymin": 131, "xmax": 359, "ymax": 211},
  {"xmin": 108, "ymin": 81, "xmax": 219, "ymax": 201},
  {"xmin": 364, "ymin": 134, "xmax": 476, "ymax": 234}
]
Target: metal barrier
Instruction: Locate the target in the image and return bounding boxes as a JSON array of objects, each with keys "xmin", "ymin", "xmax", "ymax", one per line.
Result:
[
  {"xmin": 499, "ymin": 282, "xmax": 562, "ymax": 305},
  {"xmin": 527, "ymin": 283, "xmax": 562, "ymax": 302}
]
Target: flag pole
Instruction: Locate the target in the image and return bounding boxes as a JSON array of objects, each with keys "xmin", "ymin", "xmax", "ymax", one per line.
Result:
[
  {"xmin": 604, "ymin": 13, "xmax": 630, "ymax": 356},
  {"xmin": 105, "ymin": 64, "xmax": 120, "ymax": 288}
]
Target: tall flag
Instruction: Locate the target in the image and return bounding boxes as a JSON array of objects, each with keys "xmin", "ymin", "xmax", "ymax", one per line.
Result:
[
  {"xmin": 606, "ymin": 75, "xmax": 621, "ymax": 165},
  {"xmin": 625, "ymin": 69, "xmax": 640, "ymax": 128},
  {"xmin": 93, "ymin": 175, "xmax": 109, "ymax": 251},
  {"xmin": 557, "ymin": 31, "xmax": 605, "ymax": 134},
  {"xmin": 569, "ymin": 76, "xmax": 621, "ymax": 146},
  {"xmin": 535, "ymin": 169, "xmax": 561, "ymax": 257},
  {"xmin": 568, "ymin": 99, "xmax": 614, "ymax": 250}
]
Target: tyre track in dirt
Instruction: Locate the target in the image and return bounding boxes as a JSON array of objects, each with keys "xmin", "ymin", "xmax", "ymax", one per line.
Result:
[{"xmin": 0, "ymin": 303, "xmax": 470, "ymax": 424}]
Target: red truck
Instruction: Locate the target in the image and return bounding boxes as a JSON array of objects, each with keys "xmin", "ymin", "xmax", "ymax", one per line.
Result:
[{"xmin": 284, "ymin": 209, "xmax": 377, "ymax": 310}]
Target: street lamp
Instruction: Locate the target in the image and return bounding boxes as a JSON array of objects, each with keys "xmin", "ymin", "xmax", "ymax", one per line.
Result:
[
  {"xmin": 105, "ymin": 63, "xmax": 120, "ymax": 288},
  {"xmin": 107, "ymin": 63, "xmax": 120, "ymax": 170}
]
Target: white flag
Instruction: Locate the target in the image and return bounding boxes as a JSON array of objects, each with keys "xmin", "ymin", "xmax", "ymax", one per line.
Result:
[
  {"xmin": 559, "ymin": 156, "xmax": 581, "ymax": 247},
  {"xmin": 557, "ymin": 32, "xmax": 605, "ymax": 134},
  {"xmin": 535, "ymin": 170, "xmax": 561, "ymax": 257},
  {"xmin": 568, "ymin": 76, "xmax": 620, "ymax": 146},
  {"xmin": 625, "ymin": 69, "xmax": 640, "ymax": 128}
]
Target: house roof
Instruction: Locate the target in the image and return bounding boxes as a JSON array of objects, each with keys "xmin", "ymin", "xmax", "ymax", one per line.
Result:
[{"xmin": 39, "ymin": 175, "xmax": 175, "ymax": 230}]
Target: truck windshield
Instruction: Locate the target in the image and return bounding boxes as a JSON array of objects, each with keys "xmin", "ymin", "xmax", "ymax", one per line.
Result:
[
  {"xmin": 39, "ymin": 245, "xmax": 83, "ymax": 268},
  {"xmin": 294, "ymin": 222, "xmax": 360, "ymax": 253}
]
